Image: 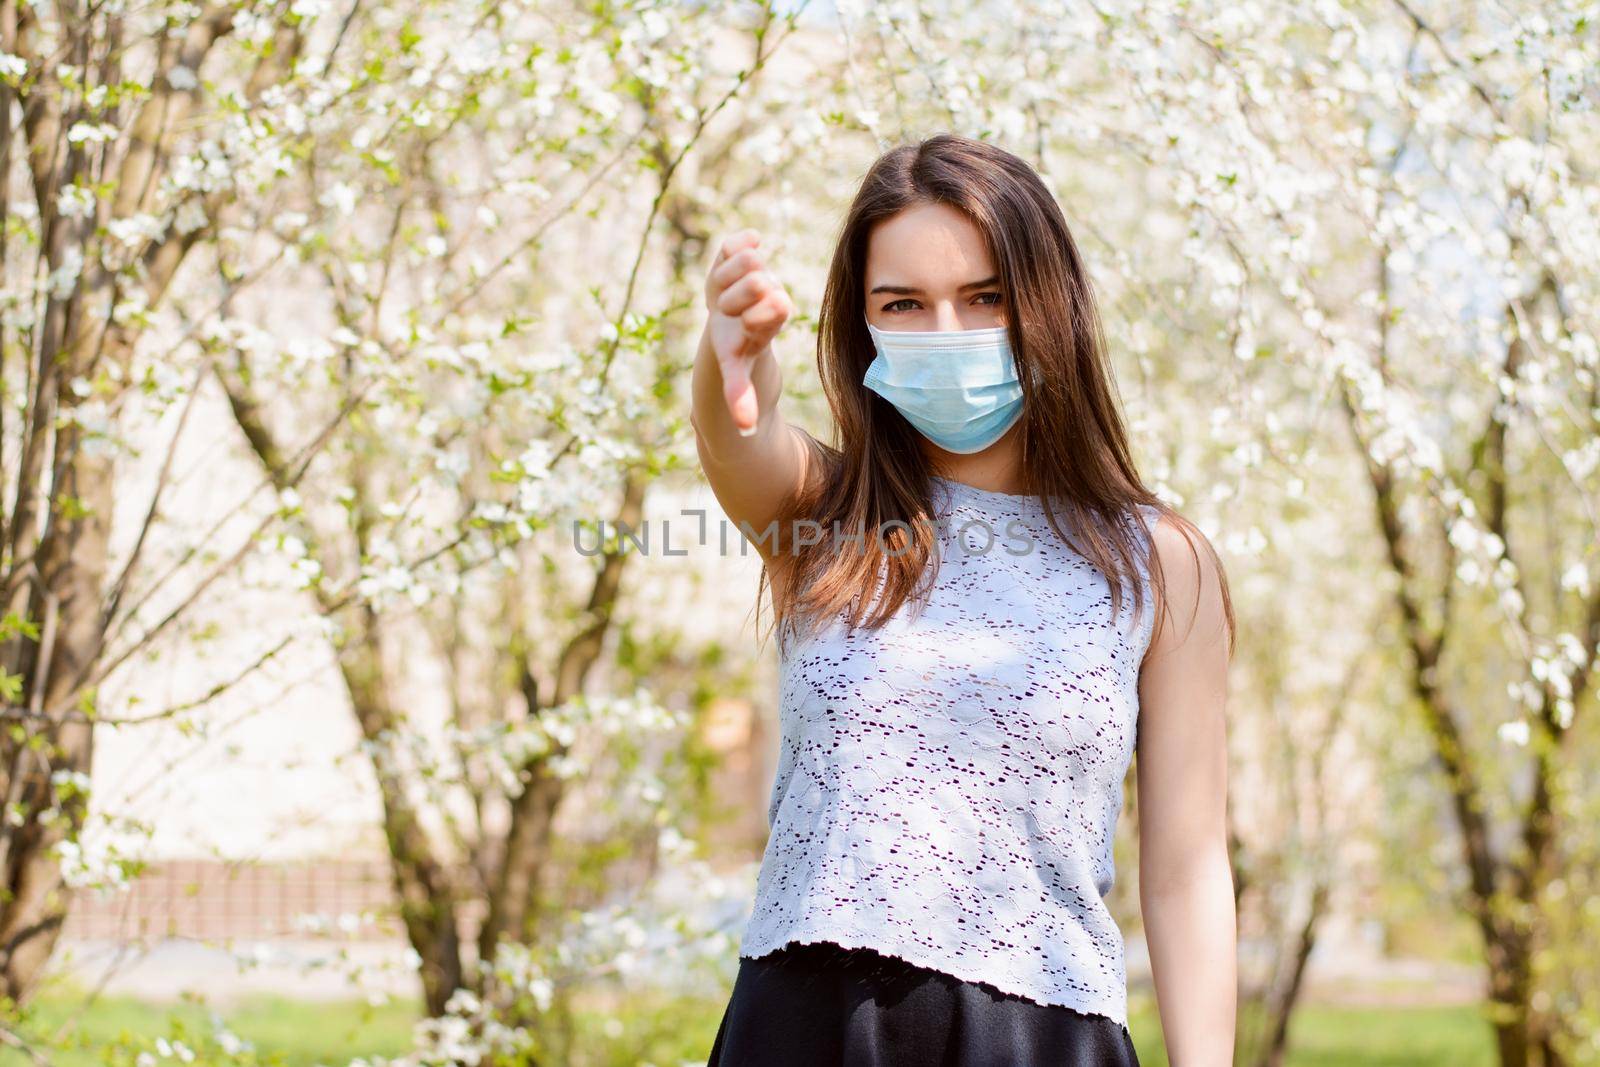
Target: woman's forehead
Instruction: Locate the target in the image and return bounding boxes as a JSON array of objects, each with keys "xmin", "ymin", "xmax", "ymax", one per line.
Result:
[{"xmin": 865, "ymin": 206, "xmax": 994, "ymax": 289}]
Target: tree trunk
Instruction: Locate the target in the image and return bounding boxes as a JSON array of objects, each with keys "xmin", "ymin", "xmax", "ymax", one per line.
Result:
[
  {"xmin": 1255, "ymin": 879, "xmax": 1327, "ymax": 1067},
  {"xmin": 338, "ymin": 631, "xmax": 463, "ymax": 1016},
  {"xmin": 477, "ymin": 473, "xmax": 647, "ymax": 970},
  {"xmin": 1485, "ymin": 934, "xmax": 1538, "ymax": 1067},
  {"xmin": 0, "ymin": 437, "xmax": 115, "ymax": 1002}
]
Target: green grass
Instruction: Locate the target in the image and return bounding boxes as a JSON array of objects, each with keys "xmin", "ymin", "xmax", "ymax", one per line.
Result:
[
  {"xmin": 1129, "ymin": 997, "xmax": 1497, "ymax": 1067},
  {"xmin": 6, "ymin": 992, "xmax": 418, "ymax": 1067},
  {"xmin": 1275, "ymin": 1003, "xmax": 1496, "ymax": 1067},
  {"xmin": 3, "ymin": 990, "xmax": 1497, "ymax": 1067}
]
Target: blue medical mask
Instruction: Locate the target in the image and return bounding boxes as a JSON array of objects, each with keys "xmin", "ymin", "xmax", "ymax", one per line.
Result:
[{"xmin": 862, "ymin": 319, "xmax": 1026, "ymax": 454}]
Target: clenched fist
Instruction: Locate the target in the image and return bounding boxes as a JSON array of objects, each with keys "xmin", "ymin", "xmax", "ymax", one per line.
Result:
[{"xmin": 704, "ymin": 229, "xmax": 796, "ymax": 435}]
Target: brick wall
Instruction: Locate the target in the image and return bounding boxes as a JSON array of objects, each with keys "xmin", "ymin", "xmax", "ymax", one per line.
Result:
[{"xmin": 62, "ymin": 859, "xmax": 402, "ymax": 940}]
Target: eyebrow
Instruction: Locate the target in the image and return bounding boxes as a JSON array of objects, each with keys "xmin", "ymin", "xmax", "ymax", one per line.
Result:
[{"xmin": 868, "ymin": 275, "xmax": 1001, "ymax": 296}]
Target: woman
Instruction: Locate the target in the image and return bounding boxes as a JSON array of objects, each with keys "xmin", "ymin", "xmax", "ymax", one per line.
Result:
[{"xmin": 692, "ymin": 133, "xmax": 1236, "ymax": 1067}]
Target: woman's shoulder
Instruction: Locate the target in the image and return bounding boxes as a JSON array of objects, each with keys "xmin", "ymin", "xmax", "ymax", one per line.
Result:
[
  {"xmin": 1135, "ymin": 502, "xmax": 1235, "ymax": 659},
  {"xmin": 1136, "ymin": 502, "xmax": 1218, "ymax": 568}
]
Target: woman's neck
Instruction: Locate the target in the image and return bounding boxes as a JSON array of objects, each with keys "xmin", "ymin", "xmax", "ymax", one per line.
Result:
[{"xmin": 926, "ymin": 437, "xmax": 1027, "ymax": 495}]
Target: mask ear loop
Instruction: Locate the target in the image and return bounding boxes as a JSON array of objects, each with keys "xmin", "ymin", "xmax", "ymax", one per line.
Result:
[{"xmin": 1014, "ymin": 342, "xmax": 1043, "ymax": 390}]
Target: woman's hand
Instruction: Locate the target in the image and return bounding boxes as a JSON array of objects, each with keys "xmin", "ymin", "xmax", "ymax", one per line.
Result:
[
  {"xmin": 690, "ymin": 228, "xmax": 809, "ymax": 570},
  {"xmin": 704, "ymin": 229, "xmax": 796, "ymax": 435}
]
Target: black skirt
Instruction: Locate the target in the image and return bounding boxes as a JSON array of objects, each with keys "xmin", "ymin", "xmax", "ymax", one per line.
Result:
[{"xmin": 706, "ymin": 940, "xmax": 1140, "ymax": 1067}]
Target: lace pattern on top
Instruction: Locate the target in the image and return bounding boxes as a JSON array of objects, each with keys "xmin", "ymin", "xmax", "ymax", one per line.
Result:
[{"xmin": 741, "ymin": 476, "xmax": 1161, "ymax": 1028}]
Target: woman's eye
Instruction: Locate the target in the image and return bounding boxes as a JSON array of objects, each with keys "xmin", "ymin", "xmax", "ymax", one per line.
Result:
[{"xmin": 883, "ymin": 294, "xmax": 1002, "ymax": 313}]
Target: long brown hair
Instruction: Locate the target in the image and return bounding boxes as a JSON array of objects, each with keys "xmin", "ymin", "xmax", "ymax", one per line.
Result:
[{"xmin": 760, "ymin": 133, "xmax": 1235, "ymax": 659}]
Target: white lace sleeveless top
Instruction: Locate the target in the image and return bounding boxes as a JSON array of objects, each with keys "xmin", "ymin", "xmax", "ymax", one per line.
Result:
[{"xmin": 739, "ymin": 474, "xmax": 1160, "ymax": 1028}]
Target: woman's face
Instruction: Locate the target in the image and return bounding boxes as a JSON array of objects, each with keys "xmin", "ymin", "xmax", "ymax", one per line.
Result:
[{"xmin": 863, "ymin": 201, "xmax": 1006, "ymax": 333}]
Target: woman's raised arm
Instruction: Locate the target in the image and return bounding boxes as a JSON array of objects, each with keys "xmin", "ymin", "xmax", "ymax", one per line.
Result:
[{"xmin": 690, "ymin": 229, "xmax": 812, "ymax": 562}]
